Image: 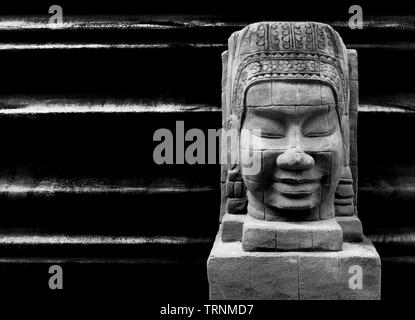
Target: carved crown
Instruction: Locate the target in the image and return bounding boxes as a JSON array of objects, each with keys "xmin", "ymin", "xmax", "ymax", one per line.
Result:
[{"xmin": 225, "ymin": 22, "xmax": 350, "ymax": 120}]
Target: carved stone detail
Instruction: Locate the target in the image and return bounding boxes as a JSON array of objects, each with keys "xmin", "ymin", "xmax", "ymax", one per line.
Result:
[{"xmin": 210, "ymin": 22, "xmax": 380, "ymax": 300}]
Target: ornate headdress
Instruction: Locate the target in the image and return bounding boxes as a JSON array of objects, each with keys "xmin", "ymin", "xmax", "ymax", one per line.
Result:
[{"xmin": 225, "ymin": 22, "xmax": 349, "ymax": 120}]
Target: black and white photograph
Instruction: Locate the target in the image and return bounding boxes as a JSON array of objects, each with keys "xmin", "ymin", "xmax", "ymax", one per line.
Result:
[{"xmin": 0, "ymin": 0, "xmax": 413, "ymax": 314}]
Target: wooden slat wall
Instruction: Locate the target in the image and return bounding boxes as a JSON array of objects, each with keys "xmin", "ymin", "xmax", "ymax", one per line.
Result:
[{"xmin": 0, "ymin": 12, "xmax": 414, "ymax": 299}]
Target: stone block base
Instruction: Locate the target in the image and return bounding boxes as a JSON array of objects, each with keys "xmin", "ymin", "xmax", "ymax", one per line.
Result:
[
  {"xmin": 207, "ymin": 230, "xmax": 381, "ymax": 300},
  {"xmin": 222, "ymin": 213, "xmax": 246, "ymax": 242},
  {"xmin": 242, "ymin": 215, "xmax": 343, "ymax": 251},
  {"xmin": 337, "ymin": 216, "xmax": 363, "ymax": 242}
]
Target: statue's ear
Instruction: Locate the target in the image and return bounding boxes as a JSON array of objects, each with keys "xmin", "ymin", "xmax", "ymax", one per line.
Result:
[
  {"xmin": 227, "ymin": 115, "xmax": 240, "ymax": 169},
  {"xmin": 341, "ymin": 113, "xmax": 350, "ymax": 166},
  {"xmin": 225, "ymin": 115, "xmax": 247, "ymax": 215},
  {"xmin": 219, "ymin": 115, "xmax": 246, "ymax": 217},
  {"xmin": 334, "ymin": 49, "xmax": 359, "ymax": 218},
  {"xmin": 219, "ymin": 48, "xmax": 248, "ymax": 221},
  {"xmin": 334, "ymin": 166, "xmax": 356, "ymax": 216}
]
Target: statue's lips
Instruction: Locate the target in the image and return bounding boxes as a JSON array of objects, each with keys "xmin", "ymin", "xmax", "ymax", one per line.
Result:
[
  {"xmin": 272, "ymin": 177, "xmax": 321, "ymax": 185},
  {"xmin": 271, "ymin": 177, "xmax": 321, "ymax": 197}
]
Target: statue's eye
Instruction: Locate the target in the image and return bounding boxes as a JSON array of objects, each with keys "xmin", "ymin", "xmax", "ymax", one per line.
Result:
[
  {"xmin": 258, "ymin": 131, "xmax": 285, "ymax": 138},
  {"xmin": 302, "ymin": 110, "xmax": 336, "ymax": 137},
  {"xmin": 304, "ymin": 130, "xmax": 331, "ymax": 138},
  {"xmin": 244, "ymin": 115, "xmax": 285, "ymax": 138},
  {"xmin": 303, "ymin": 124, "xmax": 336, "ymax": 137},
  {"xmin": 247, "ymin": 129, "xmax": 284, "ymax": 139}
]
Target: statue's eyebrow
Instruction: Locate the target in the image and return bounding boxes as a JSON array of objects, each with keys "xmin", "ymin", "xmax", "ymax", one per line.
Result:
[
  {"xmin": 246, "ymin": 106, "xmax": 293, "ymax": 118},
  {"xmin": 296, "ymin": 105, "xmax": 332, "ymax": 116}
]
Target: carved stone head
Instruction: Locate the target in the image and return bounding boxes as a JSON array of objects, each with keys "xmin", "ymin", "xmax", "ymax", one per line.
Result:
[{"xmin": 222, "ymin": 22, "xmax": 355, "ymax": 222}]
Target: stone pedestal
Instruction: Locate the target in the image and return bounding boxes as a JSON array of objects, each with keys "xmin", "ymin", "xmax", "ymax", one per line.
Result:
[
  {"xmin": 208, "ymin": 229, "xmax": 381, "ymax": 300},
  {"xmin": 242, "ymin": 215, "xmax": 343, "ymax": 252}
]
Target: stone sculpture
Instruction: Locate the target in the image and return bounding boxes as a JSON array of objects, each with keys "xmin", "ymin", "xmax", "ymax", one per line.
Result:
[{"xmin": 208, "ymin": 22, "xmax": 381, "ymax": 300}]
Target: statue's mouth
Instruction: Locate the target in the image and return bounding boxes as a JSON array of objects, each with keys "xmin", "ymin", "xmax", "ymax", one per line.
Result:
[
  {"xmin": 271, "ymin": 177, "xmax": 321, "ymax": 198},
  {"xmin": 272, "ymin": 177, "xmax": 321, "ymax": 185}
]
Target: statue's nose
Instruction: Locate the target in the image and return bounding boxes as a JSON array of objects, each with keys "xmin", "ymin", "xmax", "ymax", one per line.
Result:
[{"xmin": 276, "ymin": 147, "xmax": 315, "ymax": 171}]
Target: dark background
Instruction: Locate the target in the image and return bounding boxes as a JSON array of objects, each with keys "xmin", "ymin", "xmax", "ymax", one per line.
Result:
[{"xmin": 0, "ymin": 0, "xmax": 414, "ymax": 302}]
